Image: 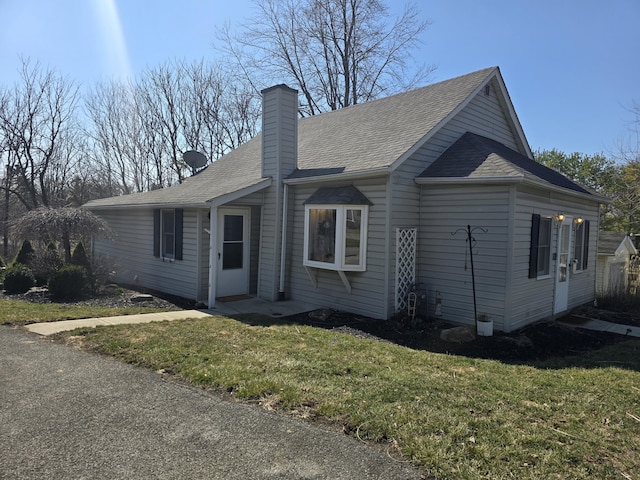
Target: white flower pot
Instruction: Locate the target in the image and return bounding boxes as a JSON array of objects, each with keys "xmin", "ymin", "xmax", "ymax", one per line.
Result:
[{"xmin": 476, "ymin": 319, "xmax": 493, "ymax": 337}]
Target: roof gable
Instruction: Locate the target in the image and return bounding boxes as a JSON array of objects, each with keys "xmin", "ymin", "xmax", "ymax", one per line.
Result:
[
  {"xmin": 418, "ymin": 132, "xmax": 592, "ymax": 195},
  {"xmin": 303, "ymin": 185, "xmax": 373, "ymax": 205},
  {"xmin": 290, "ymin": 67, "xmax": 500, "ymax": 179},
  {"xmin": 598, "ymin": 232, "xmax": 638, "ymax": 256}
]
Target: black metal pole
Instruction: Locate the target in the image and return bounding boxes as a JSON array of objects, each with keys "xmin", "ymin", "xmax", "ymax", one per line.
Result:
[{"xmin": 467, "ymin": 225, "xmax": 478, "ymax": 330}]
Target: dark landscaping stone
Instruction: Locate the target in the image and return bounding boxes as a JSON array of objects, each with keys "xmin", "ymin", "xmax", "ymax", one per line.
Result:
[
  {"xmin": 308, "ymin": 309, "xmax": 332, "ymax": 321},
  {"xmin": 440, "ymin": 326, "xmax": 475, "ymax": 343},
  {"xmin": 130, "ymin": 294, "xmax": 154, "ymax": 303},
  {"xmin": 497, "ymin": 334, "xmax": 534, "ymax": 349}
]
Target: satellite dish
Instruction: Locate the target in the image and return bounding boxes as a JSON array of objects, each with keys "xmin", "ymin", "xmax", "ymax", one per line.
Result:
[{"xmin": 183, "ymin": 150, "xmax": 208, "ymax": 170}]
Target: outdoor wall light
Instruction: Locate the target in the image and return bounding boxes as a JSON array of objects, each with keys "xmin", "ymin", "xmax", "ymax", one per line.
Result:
[
  {"xmin": 555, "ymin": 212, "xmax": 565, "ymax": 222},
  {"xmin": 574, "ymin": 217, "xmax": 584, "ymax": 225}
]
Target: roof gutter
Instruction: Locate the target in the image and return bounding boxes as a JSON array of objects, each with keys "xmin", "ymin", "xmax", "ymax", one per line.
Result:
[
  {"xmin": 84, "ymin": 202, "xmax": 210, "ymax": 211},
  {"xmin": 84, "ymin": 179, "xmax": 273, "ymax": 211},
  {"xmin": 415, "ymin": 175, "xmax": 525, "ymax": 186},
  {"xmin": 415, "ymin": 175, "xmax": 610, "ymax": 204},
  {"xmin": 283, "ymin": 167, "xmax": 389, "ymax": 185}
]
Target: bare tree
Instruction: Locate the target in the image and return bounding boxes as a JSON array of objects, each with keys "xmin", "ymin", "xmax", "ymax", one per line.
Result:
[
  {"xmin": 85, "ymin": 80, "xmax": 147, "ymax": 194},
  {"xmin": 219, "ymin": 0, "xmax": 433, "ymax": 115},
  {"xmin": 0, "ymin": 59, "xmax": 81, "ymax": 210},
  {"xmin": 0, "ymin": 59, "xmax": 86, "ymax": 258},
  {"xmin": 86, "ymin": 59, "xmax": 261, "ymax": 193}
]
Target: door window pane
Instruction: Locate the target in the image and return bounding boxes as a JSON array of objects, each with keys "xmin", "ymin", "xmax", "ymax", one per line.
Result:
[
  {"xmin": 224, "ymin": 215, "xmax": 243, "ymax": 241},
  {"xmin": 223, "ymin": 243, "xmax": 243, "ymax": 270},
  {"xmin": 222, "ymin": 214, "xmax": 243, "ymax": 270},
  {"xmin": 558, "ymin": 224, "xmax": 570, "ymax": 282}
]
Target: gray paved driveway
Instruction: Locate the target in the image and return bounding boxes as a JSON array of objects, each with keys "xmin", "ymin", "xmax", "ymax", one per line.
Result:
[{"xmin": 0, "ymin": 326, "xmax": 421, "ymax": 479}]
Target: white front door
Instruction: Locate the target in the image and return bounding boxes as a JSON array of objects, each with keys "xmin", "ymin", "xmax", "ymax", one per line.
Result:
[
  {"xmin": 554, "ymin": 217, "xmax": 572, "ymax": 314},
  {"xmin": 216, "ymin": 208, "xmax": 250, "ymax": 298}
]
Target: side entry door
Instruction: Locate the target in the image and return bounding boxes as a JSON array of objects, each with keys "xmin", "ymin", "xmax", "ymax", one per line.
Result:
[
  {"xmin": 216, "ymin": 208, "xmax": 250, "ymax": 298},
  {"xmin": 554, "ymin": 217, "xmax": 572, "ymax": 314}
]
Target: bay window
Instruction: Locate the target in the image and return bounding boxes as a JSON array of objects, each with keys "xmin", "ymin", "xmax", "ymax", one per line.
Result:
[
  {"xmin": 303, "ymin": 185, "xmax": 372, "ymax": 272},
  {"xmin": 304, "ymin": 204, "xmax": 368, "ymax": 271}
]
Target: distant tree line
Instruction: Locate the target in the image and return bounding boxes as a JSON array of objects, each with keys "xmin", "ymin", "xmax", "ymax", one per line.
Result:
[{"xmin": 535, "ymin": 122, "xmax": 640, "ymax": 234}]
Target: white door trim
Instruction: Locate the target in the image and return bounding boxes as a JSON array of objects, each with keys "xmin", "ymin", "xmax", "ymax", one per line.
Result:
[
  {"xmin": 216, "ymin": 207, "xmax": 251, "ymax": 298},
  {"xmin": 554, "ymin": 216, "xmax": 572, "ymax": 314}
]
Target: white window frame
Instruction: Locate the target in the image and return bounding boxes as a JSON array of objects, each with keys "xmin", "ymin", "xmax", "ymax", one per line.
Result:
[
  {"xmin": 574, "ymin": 221, "xmax": 587, "ymax": 272},
  {"xmin": 536, "ymin": 216, "xmax": 552, "ymax": 278},
  {"xmin": 303, "ymin": 204, "xmax": 368, "ymax": 272},
  {"xmin": 161, "ymin": 209, "xmax": 176, "ymax": 260}
]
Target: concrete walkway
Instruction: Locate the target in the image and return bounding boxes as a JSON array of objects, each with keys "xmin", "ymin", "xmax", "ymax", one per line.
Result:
[
  {"xmin": 24, "ymin": 310, "xmax": 213, "ymax": 336},
  {"xmin": 560, "ymin": 316, "xmax": 640, "ymax": 337},
  {"xmin": 24, "ymin": 297, "xmax": 318, "ymax": 336}
]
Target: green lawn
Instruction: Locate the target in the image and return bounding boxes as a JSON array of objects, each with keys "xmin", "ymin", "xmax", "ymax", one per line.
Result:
[
  {"xmin": 54, "ymin": 313, "xmax": 640, "ymax": 480},
  {"xmin": 0, "ymin": 298, "xmax": 176, "ymax": 326}
]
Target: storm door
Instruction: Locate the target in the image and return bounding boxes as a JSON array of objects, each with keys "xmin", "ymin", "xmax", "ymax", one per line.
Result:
[
  {"xmin": 217, "ymin": 208, "xmax": 250, "ymax": 298},
  {"xmin": 554, "ymin": 217, "xmax": 572, "ymax": 314}
]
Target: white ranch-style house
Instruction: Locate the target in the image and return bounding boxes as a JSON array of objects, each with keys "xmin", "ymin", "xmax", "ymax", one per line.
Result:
[{"xmin": 85, "ymin": 67, "xmax": 606, "ymax": 332}]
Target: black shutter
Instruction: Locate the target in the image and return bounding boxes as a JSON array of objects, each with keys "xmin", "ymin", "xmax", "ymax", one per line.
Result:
[
  {"xmin": 529, "ymin": 214, "xmax": 540, "ymax": 279},
  {"xmin": 583, "ymin": 220, "xmax": 590, "ymax": 268},
  {"xmin": 153, "ymin": 209, "xmax": 160, "ymax": 257},
  {"xmin": 175, "ymin": 209, "xmax": 184, "ymax": 261}
]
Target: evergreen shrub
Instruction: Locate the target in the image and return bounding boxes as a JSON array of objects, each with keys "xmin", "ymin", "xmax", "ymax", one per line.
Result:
[
  {"xmin": 3, "ymin": 264, "xmax": 36, "ymax": 294},
  {"xmin": 13, "ymin": 240, "xmax": 35, "ymax": 266},
  {"xmin": 48, "ymin": 264, "xmax": 89, "ymax": 300}
]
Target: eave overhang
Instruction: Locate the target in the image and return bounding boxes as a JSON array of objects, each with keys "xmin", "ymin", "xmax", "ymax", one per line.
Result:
[
  {"xmin": 84, "ymin": 178, "xmax": 273, "ymax": 211},
  {"xmin": 415, "ymin": 175, "xmax": 610, "ymax": 204}
]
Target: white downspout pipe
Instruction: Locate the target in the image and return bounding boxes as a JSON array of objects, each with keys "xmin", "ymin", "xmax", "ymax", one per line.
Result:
[{"xmin": 278, "ymin": 183, "xmax": 288, "ymax": 300}]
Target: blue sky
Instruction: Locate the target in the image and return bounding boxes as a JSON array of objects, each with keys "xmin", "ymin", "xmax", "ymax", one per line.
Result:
[{"xmin": 1, "ymin": 0, "xmax": 638, "ymax": 157}]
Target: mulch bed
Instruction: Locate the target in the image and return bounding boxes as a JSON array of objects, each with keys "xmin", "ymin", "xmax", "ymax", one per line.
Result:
[{"xmin": 276, "ymin": 308, "xmax": 640, "ymax": 364}]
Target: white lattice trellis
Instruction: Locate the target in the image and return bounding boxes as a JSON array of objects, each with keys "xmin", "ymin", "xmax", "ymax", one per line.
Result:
[{"xmin": 395, "ymin": 228, "xmax": 417, "ymax": 312}]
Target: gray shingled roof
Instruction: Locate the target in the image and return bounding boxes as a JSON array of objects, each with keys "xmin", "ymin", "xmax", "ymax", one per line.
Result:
[
  {"xmin": 85, "ymin": 67, "xmax": 500, "ymax": 208},
  {"xmin": 418, "ymin": 132, "xmax": 592, "ymax": 195},
  {"xmin": 598, "ymin": 232, "xmax": 629, "ymax": 255}
]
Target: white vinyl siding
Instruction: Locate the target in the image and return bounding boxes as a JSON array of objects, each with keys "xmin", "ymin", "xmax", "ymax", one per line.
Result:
[
  {"xmin": 92, "ymin": 208, "xmax": 203, "ymax": 301},
  {"xmin": 385, "ymin": 80, "xmax": 525, "ymax": 319},
  {"xmin": 287, "ymin": 180, "xmax": 388, "ymax": 319},
  {"xmin": 508, "ymin": 186, "xmax": 599, "ymax": 331},
  {"xmin": 418, "ymin": 185, "xmax": 511, "ymax": 330}
]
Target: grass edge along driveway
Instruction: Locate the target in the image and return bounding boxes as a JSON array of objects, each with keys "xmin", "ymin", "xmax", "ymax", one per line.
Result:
[
  {"xmin": 0, "ymin": 298, "xmax": 177, "ymax": 326},
  {"xmin": 52, "ymin": 313, "xmax": 640, "ymax": 480}
]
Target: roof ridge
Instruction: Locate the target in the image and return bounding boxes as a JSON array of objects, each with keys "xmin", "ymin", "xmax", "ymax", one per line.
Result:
[{"xmin": 298, "ymin": 66, "xmax": 498, "ymax": 123}]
